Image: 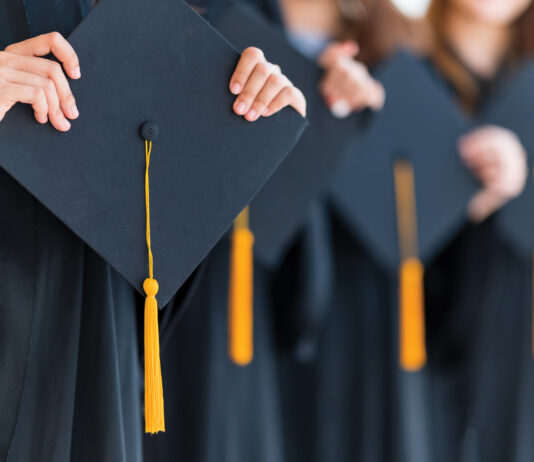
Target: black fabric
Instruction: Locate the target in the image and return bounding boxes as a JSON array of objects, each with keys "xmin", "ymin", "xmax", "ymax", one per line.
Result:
[
  {"xmin": 0, "ymin": 0, "xmax": 306, "ymax": 307},
  {"xmin": 278, "ymin": 207, "xmax": 434, "ymax": 462},
  {"xmin": 0, "ymin": 169, "xmax": 145, "ymax": 462},
  {"xmin": 211, "ymin": 0, "xmax": 362, "ymax": 266},
  {"xmin": 144, "ymin": 238, "xmax": 287, "ymax": 462}
]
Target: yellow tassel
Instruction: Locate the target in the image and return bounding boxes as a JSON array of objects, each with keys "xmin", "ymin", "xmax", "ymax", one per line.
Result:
[
  {"xmin": 143, "ymin": 140, "xmax": 165, "ymax": 433},
  {"xmin": 228, "ymin": 207, "xmax": 254, "ymax": 366},
  {"xmin": 144, "ymin": 278, "xmax": 165, "ymax": 433},
  {"xmin": 394, "ymin": 159, "xmax": 426, "ymax": 372},
  {"xmin": 399, "ymin": 258, "xmax": 426, "ymax": 371}
]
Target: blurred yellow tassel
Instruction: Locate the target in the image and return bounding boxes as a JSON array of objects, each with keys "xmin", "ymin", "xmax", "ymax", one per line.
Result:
[
  {"xmin": 399, "ymin": 258, "xmax": 426, "ymax": 371},
  {"xmin": 143, "ymin": 140, "xmax": 165, "ymax": 433},
  {"xmin": 394, "ymin": 159, "xmax": 426, "ymax": 372},
  {"xmin": 228, "ymin": 207, "xmax": 254, "ymax": 366}
]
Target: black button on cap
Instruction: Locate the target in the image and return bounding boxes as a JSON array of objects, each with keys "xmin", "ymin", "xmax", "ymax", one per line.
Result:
[{"xmin": 140, "ymin": 121, "xmax": 160, "ymax": 141}]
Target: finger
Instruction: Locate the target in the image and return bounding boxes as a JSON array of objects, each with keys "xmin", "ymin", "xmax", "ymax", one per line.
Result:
[
  {"xmin": 246, "ymin": 73, "xmax": 290, "ymax": 121},
  {"xmin": 0, "ymin": 82, "xmax": 48, "ymax": 124},
  {"xmin": 366, "ymin": 80, "xmax": 385, "ymax": 111},
  {"xmin": 3, "ymin": 53, "xmax": 78, "ymax": 119},
  {"xmin": 5, "ymin": 32, "xmax": 81, "ymax": 79},
  {"xmin": 471, "ymin": 164, "xmax": 500, "ymax": 184},
  {"xmin": 264, "ymin": 85, "xmax": 306, "ymax": 118},
  {"xmin": 0, "ymin": 66, "xmax": 71, "ymax": 130},
  {"xmin": 318, "ymin": 40, "xmax": 359, "ymax": 68},
  {"xmin": 330, "ymin": 100, "xmax": 351, "ymax": 118},
  {"xmin": 229, "ymin": 46, "xmax": 265, "ymax": 95},
  {"xmin": 233, "ymin": 61, "xmax": 274, "ymax": 116},
  {"xmin": 467, "ymin": 189, "xmax": 505, "ymax": 223}
]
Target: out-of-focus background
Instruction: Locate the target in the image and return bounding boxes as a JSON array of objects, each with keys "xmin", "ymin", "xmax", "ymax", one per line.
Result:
[{"xmin": 393, "ymin": 0, "xmax": 430, "ymax": 16}]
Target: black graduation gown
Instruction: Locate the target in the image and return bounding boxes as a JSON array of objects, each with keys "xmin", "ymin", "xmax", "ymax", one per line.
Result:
[
  {"xmin": 1, "ymin": 3, "xmax": 146, "ymax": 461},
  {"xmin": 275, "ymin": 204, "xmax": 436, "ymax": 462},
  {"xmin": 143, "ymin": 238, "xmax": 285, "ymax": 462},
  {"xmin": 423, "ymin": 61, "xmax": 534, "ymax": 462}
]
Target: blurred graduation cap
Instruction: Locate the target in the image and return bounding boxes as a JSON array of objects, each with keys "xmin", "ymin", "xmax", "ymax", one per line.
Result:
[
  {"xmin": 211, "ymin": 0, "xmax": 362, "ymax": 265},
  {"xmin": 0, "ymin": 0, "xmax": 305, "ymax": 432},
  {"xmin": 479, "ymin": 60, "xmax": 534, "ymax": 258},
  {"xmin": 330, "ymin": 50, "xmax": 479, "ymax": 371},
  {"xmin": 330, "ymin": 50, "xmax": 478, "ymax": 270}
]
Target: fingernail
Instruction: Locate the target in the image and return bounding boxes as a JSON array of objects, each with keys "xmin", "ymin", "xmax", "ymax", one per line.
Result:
[
  {"xmin": 71, "ymin": 105, "xmax": 79, "ymax": 118},
  {"xmin": 234, "ymin": 101, "xmax": 246, "ymax": 115},
  {"xmin": 230, "ymin": 82, "xmax": 242, "ymax": 94},
  {"xmin": 263, "ymin": 108, "xmax": 271, "ymax": 116},
  {"xmin": 330, "ymin": 100, "xmax": 350, "ymax": 119},
  {"xmin": 62, "ymin": 119, "xmax": 71, "ymax": 130},
  {"xmin": 73, "ymin": 67, "xmax": 81, "ymax": 79},
  {"xmin": 246, "ymin": 109, "xmax": 257, "ymax": 121}
]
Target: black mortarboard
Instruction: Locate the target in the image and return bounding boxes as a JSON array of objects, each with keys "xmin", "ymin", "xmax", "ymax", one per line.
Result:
[
  {"xmin": 329, "ymin": 50, "xmax": 479, "ymax": 371},
  {"xmin": 480, "ymin": 60, "xmax": 534, "ymax": 258},
  {"xmin": 0, "ymin": 0, "xmax": 305, "ymax": 307},
  {"xmin": 0, "ymin": 0, "xmax": 305, "ymax": 432},
  {"xmin": 330, "ymin": 50, "xmax": 478, "ymax": 271},
  {"xmin": 211, "ymin": 0, "xmax": 361, "ymax": 265}
]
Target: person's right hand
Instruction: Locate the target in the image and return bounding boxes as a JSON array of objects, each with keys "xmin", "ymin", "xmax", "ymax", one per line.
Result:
[
  {"xmin": 0, "ymin": 32, "xmax": 81, "ymax": 131},
  {"xmin": 318, "ymin": 40, "xmax": 385, "ymax": 118}
]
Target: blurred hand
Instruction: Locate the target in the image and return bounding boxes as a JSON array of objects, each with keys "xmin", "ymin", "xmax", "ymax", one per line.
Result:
[
  {"xmin": 318, "ymin": 40, "xmax": 385, "ymax": 118},
  {"xmin": 460, "ymin": 125, "xmax": 528, "ymax": 223},
  {"xmin": 229, "ymin": 46, "xmax": 306, "ymax": 121},
  {"xmin": 0, "ymin": 32, "xmax": 80, "ymax": 131}
]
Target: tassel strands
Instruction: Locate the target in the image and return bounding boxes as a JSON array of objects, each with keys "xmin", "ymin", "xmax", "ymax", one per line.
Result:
[
  {"xmin": 394, "ymin": 159, "xmax": 427, "ymax": 371},
  {"xmin": 228, "ymin": 206, "xmax": 255, "ymax": 366},
  {"xmin": 143, "ymin": 139, "xmax": 165, "ymax": 433}
]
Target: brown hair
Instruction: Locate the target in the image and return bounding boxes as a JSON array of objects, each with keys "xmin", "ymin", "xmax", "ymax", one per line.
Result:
[
  {"xmin": 427, "ymin": 0, "xmax": 534, "ymax": 110},
  {"xmin": 335, "ymin": 0, "xmax": 428, "ymax": 66}
]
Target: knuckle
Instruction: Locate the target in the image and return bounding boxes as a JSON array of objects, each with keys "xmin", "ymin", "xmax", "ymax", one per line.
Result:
[
  {"xmin": 45, "ymin": 78, "xmax": 55, "ymax": 92},
  {"xmin": 48, "ymin": 31, "xmax": 64, "ymax": 45},
  {"xmin": 239, "ymin": 90, "xmax": 255, "ymax": 103},
  {"xmin": 253, "ymin": 95, "xmax": 270, "ymax": 109},
  {"xmin": 232, "ymin": 70, "xmax": 248, "ymax": 85},
  {"xmin": 267, "ymin": 72, "xmax": 283, "ymax": 87},
  {"xmin": 32, "ymin": 87, "xmax": 45, "ymax": 100},
  {"xmin": 254, "ymin": 62, "xmax": 271, "ymax": 78},
  {"xmin": 50, "ymin": 61, "xmax": 62, "ymax": 76},
  {"xmin": 244, "ymin": 46, "xmax": 264, "ymax": 60}
]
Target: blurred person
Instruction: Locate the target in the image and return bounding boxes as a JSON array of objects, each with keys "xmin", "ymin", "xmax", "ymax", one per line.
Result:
[
  {"xmin": 266, "ymin": 1, "xmax": 531, "ymax": 462},
  {"xmin": 246, "ymin": 1, "xmax": 443, "ymax": 462},
  {"xmin": 422, "ymin": 1, "xmax": 533, "ymax": 461}
]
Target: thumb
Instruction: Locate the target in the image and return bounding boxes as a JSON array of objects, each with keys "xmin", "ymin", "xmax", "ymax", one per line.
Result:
[{"xmin": 319, "ymin": 40, "xmax": 359, "ymax": 68}]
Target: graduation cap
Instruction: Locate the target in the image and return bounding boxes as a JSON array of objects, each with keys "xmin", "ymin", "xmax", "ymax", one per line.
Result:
[
  {"xmin": 479, "ymin": 60, "xmax": 534, "ymax": 258},
  {"xmin": 329, "ymin": 50, "xmax": 479, "ymax": 371},
  {"xmin": 0, "ymin": 0, "xmax": 306, "ymax": 433},
  {"xmin": 211, "ymin": 0, "xmax": 362, "ymax": 265},
  {"xmin": 208, "ymin": 0, "xmax": 360, "ymax": 366}
]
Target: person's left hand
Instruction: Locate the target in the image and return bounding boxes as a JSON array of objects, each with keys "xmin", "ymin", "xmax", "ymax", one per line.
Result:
[
  {"xmin": 460, "ymin": 125, "xmax": 528, "ymax": 222},
  {"xmin": 229, "ymin": 46, "xmax": 306, "ymax": 121}
]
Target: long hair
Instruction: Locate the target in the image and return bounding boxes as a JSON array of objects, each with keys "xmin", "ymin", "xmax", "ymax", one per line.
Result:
[
  {"xmin": 426, "ymin": 0, "xmax": 534, "ymax": 110},
  {"xmin": 335, "ymin": 0, "xmax": 428, "ymax": 66}
]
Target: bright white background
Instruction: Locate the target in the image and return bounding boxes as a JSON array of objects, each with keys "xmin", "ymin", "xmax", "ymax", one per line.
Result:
[{"xmin": 391, "ymin": 0, "xmax": 431, "ymax": 17}]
